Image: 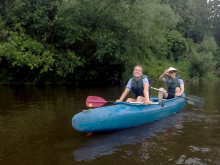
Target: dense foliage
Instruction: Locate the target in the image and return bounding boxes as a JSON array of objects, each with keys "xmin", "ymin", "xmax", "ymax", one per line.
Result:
[{"xmin": 0, "ymin": 0, "xmax": 220, "ymax": 84}]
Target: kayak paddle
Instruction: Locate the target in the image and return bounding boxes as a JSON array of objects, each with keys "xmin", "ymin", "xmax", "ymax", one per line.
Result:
[
  {"xmin": 151, "ymin": 87, "xmax": 205, "ymax": 108},
  {"xmin": 86, "ymin": 96, "xmax": 164, "ymax": 108}
]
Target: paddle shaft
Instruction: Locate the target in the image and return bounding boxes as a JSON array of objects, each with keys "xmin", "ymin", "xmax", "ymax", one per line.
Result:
[
  {"xmin": 86, "ymin": 96, "xmax": 164, "ymax": 108},
  {"xmin": 89, "ymin": 100, "xmax": 162, "ymax": 105},
  {"xmin": 130, "ymin": 102, "xmax": 163, "ymax": 105},
  {"xmin": 151, "ymin": 87, "xmax": 205, "ymax": 108},
  {"xmin": 151, "ymin": 87, "xmax": 195, "ymax": 101}
]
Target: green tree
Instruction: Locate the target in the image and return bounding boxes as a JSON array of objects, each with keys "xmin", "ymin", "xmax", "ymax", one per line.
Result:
[
  {"xmin": 0, "ymin": 30, "xmax": 55, "ymax": 81},
  {"xmin": 189, "ymin": 36, "xmax": 216, "ymax": 78},
  {"xmin": 190, "ymin": 0, "xmax": 212, "ymax": 43},
  {"xmin": 56, "ymin": 0, "xmax": 179, "ymax": 81},
  {"xmin": 208, "ymin": 0, "xmax": 220, "ymax": 46},
  {"xmin": 1, "ymin": 0, "xmax": 217, "ymax": 83},
  {"xmin": 161, "ymin": 0, "xmax": 196, "ymax": 38},
  {"xmin": 165, "ymin": 30, "xmax": 189, "ymax": 61}
]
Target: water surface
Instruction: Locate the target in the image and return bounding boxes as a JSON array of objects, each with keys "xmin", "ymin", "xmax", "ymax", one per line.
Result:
[{"xmin": 0, "ymin": 82, "xmax": 220, "ymax": 164}]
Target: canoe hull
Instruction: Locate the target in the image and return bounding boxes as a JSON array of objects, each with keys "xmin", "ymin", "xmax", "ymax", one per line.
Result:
[{"xmin": 72, "ymin": 94, "xmax": 186, "ymax": 132}]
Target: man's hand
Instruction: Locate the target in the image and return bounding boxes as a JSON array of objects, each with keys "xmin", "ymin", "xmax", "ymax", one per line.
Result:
[{"xmin": 164, "ymin": 69, "xmax": 169, "ymax": 76}]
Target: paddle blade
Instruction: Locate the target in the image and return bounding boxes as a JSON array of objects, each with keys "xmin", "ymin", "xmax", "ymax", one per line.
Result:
[
  {"xmin": 86, "ymin": 96, "xmax": 107, "ymax": 108},
  {"xmin": 185, "ymin": 95, "xmax": 205, "ymax": 108}
]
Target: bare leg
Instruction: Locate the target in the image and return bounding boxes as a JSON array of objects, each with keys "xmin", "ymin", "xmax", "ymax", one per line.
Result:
[
  {"xmin": 158, "ymin": 87, "xmax": 168, "ymax": 99},
  {"xmin": 126, "ymin": 98, "xmax": 136, "ymax": 102},
  {"xmin": 126, "ymin": 96, "xmax": 145, "ymax": 102},
  {"xmin": 136, "ymin": 96, "xmax": 145, "ymax": 102},
  {"xmin": 174, "ymin": 87, "xmax": 181, "ymax": 97}
]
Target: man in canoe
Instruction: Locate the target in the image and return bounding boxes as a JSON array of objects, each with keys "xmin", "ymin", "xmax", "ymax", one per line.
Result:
[
  {"xmin": 158, "ymin": 67, "xmax": 184, "ymax": 99},
  {"xmin": 116, "ymin": 65, "xmax": 152, "ymax": 105}
]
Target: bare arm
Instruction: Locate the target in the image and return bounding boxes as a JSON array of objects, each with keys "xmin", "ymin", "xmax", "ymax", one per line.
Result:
[
  {"xmin": 116, "ymin": 88, "xmax": 130, "ymax": 102},
  {"xmin": 143, "ymin": 83, "xmax": 151, "ymax": 105},
  {"xmin": 159, "ymin": 69, "xmax": 169, "ymax": 83}
]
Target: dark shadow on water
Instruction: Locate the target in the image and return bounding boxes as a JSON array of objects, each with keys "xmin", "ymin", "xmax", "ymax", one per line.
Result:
[{"xmin": 73, "ymin": 107, "xmax": 185, "ymax": 161}]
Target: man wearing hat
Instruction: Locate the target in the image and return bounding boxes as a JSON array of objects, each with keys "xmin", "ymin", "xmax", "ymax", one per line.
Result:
[{"xmin": 158, "ymin": 67, "xmax": 184, "ymax": 99}]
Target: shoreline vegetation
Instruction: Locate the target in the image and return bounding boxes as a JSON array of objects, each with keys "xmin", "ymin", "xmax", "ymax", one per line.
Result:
[{"xmin": 1, "ymin": 0, "xmax": 220, "ymax": 85}]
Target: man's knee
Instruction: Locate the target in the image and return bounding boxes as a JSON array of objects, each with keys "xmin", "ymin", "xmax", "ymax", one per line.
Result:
[
  {"xmin": 159, "ymin": 87, "xmax": 166, "ymax": 94},
  {"xmin": 159, "ymin": 87, "xmax": 165, "ymax": 91},
  {"xmin": 175, "ymin": 87, "xmax": 180, "ymax": 93}
]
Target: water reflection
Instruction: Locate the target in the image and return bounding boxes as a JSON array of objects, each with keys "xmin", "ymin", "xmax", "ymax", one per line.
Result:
[{"xmin": 73, "ymin": 108, "xmax": 185, "ymax": 161}]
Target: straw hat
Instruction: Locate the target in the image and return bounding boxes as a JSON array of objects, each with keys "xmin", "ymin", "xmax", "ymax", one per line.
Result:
[{"xmin": 167, "ymin": 67, "xmax": 178, "ymax": 72}]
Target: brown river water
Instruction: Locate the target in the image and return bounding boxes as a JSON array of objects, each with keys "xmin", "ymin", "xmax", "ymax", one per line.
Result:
[{"xmin": 0, "ymin": 82, "xmax": 220, "ymax": 165}]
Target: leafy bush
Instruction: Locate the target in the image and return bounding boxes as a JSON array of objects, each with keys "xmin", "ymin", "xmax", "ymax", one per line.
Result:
[
  {"xmin": 189, "ymin": 36, "xmax": 216, "ymax": 78},
  {"xmin": 144, "ymin": 56, "xmax": 191, "ymax": 82}
]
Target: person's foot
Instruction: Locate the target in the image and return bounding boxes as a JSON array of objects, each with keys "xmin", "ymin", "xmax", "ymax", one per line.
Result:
[{"xmin": 86, "ymin": 132, "xmax": 93, "ymax": 136}]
